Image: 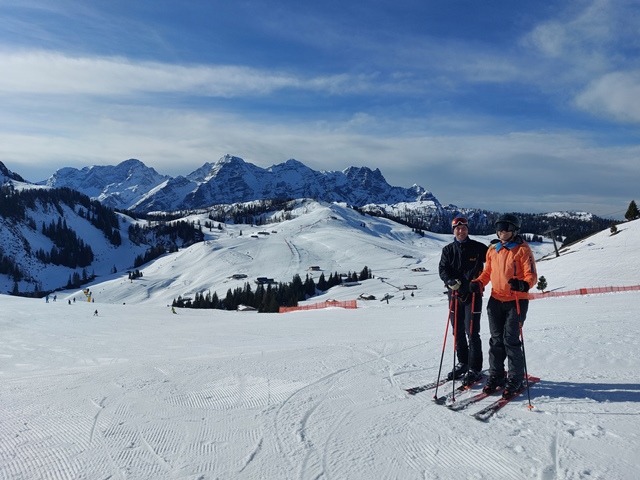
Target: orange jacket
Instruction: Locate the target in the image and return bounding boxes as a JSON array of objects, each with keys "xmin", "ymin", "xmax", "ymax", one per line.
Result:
[{"xmin": 475, "ymin": 237, "xmax": 537, "ymax": 302}]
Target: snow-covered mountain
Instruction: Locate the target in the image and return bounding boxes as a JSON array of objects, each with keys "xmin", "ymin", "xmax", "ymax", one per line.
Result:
[
  {"xmin": 1, "ymin": 157, "xmax": 616, "ymax": 295},
  {"xmin": 40, "ymin": 155, "xmax": 439, "ymax": 213},
  {"xmin": 41, "ymin": 159, "xmax": 171, "ymax": 210},
  {"xmin": 0, "ymin": 161, "xmax": 27, "ymax": 184}
]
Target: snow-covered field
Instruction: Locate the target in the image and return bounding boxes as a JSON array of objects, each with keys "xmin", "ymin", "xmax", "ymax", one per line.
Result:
[{"xmin": 2, "ymin": 202, "xmax": 638, "ymax": 479}]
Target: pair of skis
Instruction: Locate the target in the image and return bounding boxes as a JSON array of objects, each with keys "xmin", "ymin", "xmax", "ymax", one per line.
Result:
[
  {"xmin": 404, "ymin": 370, "xmax": 486, "ymax": 397},
  {"xmin": 404, "ymin": 371, "xmax": 486, "ymax": 399},
  {"xmin": 404, "ymin": 377, "xmax": 450, "ymax": 396},
  {"xmin": 447, "ymin": 375, "xmax": 539, "ymax": 421},
  {"xmin": 405, "ymin": 374, "xmax": 539, "ymax": 421},
  {"xmin": 433, "ymin": 372, "xmax": 487, "ymax": 405}
]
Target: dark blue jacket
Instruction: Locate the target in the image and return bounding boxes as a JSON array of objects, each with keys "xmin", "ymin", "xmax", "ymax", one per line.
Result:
[{"xmin": 439, "ymin": 238, "xmax": 488, "ymax": 294}]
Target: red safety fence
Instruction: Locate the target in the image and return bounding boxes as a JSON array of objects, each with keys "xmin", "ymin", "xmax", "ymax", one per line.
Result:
[
  {"xmin": 279, "ymin": 286, "xmax": 639, "ymax": 311},
  {"xmin": 279, "ymin": 300, "xmax": 357, "ymax": 313},
  {"xmin": 529, "ymin": 285, "xmax": 640, "ymax": 300}
]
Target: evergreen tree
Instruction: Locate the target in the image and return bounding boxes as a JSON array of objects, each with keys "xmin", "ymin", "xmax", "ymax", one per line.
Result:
[
  {"xmin": 536, "ymin": 276, "xmax": 547, "ymax": 293},
  {"xmin": 317, "ymin": 272, "xmax": 328, "ymax": 291},
  {"xmin": 625, "ymin": 200, "xmax": 639, "ymax": 221},
  {"xmin": 304, "ymin": 275, "xmax": 316, "ymax": 297},
  {"xmin": 358, "ymin": 266, "xmax": 372, "ymax": 281}
]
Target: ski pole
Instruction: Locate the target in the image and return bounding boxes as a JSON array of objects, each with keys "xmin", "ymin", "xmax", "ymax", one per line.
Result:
[
  {"xmin": 434, "ymin": 293, "xmax": 454, "ymax": 400},
  {"xmin": 451, "ymin": 290, "xmax": 460, "ymax": 401},
  {"xmin": 470, "ymin": 292, "xmax": 476, "ymax": 335},
  {"xmin": 515, "ymin": 296, "xmax": 533, "ymax": 410},
  {"xmin": 513, "ymin": 260, "xmax": 533, "ymax": 409}
]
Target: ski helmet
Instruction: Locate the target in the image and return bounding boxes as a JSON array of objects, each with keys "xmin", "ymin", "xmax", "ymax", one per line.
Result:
[
  {"xmin": 451, "ymin": 217, "xmax": 468, "ymax": 229},
  {"xmin": 494, "ymin": 213, "xmax": 521, "ymax": 233}
]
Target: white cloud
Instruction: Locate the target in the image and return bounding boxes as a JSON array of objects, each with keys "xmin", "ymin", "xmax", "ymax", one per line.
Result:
[
  {"xmin": 0, "ymin": 50, "xmax": 370, "ymax": 97},
  {"xmin": 524, "ymin": 0, "xmax": 616, "ymax": 60},
  {"xmin": 575, "ymin": 71, "xmax": 640, "ymax": 123},
  {"xmin": 2, "ymin": 101, "xmax": 638, "ymax": 217}
]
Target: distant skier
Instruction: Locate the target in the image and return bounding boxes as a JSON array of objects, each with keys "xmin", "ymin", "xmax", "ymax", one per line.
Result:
[
  {"xmin": 171, "ymin": 307, "xmax": 177, "ymax": 314},
  {"xmin": 470, "ymin": 214, "xmax": 537, "ymax": 398},
  {"xmin": 93, "ymin": 309, "xmax": 98, "ymax": 316}
]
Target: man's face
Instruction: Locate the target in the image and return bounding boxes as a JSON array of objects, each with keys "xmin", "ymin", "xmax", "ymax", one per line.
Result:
[{"xmin": 454, "ymin": 225, "xmax": 468, "ymax": 242}]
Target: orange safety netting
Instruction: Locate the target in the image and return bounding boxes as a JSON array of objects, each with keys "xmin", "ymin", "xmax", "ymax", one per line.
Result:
[
  {"xmin": 529, "ymin": 285, "xmax": 640, "ymax": 300},
  {"xmin": 278, "ymin": 287, "xmax": 639, "ymax": 312},
  {"xmin": 279, "ymin": 300, "xmax": 357, "ymax": 313}
]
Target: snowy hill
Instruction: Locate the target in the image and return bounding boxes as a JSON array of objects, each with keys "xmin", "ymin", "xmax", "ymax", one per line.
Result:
[
  {"xmin": 535, "ymin": 222, "xmax": 637, "ymax": 290},
  {"xmin": 83, "ymin": 200, "xmax": 455, "ymax": 306},
  {"xmin": 2, "ymin": 208, "xmax": 639, "ymax": 479},
  {"xmin": 0, "ymin": 190, "xmax": 150, "ymax": 294},
  {"xmin": 29, "ymin": 199, "xmax": 558, "ymax": 307},
  {"xmin": 47, "ymin": 199, "xmax": 634, "ymax": 308}
]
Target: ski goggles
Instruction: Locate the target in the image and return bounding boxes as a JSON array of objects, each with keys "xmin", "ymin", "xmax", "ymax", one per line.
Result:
[
  {"xmin": 451, "ymin": 217, "xmax": 468, "ymax": 228},
  {"xmin": 495, "ymin": 222, "xmax": 517, "ymax": 232}
]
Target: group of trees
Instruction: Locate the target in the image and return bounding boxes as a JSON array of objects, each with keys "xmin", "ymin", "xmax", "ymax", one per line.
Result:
[
  {"xmin": 80, "ymin": 201, "xmax": 122, "ymax": 246},
  {"xmin": 0, "ymin": 252, "xmax": 23, "ymax": 283},
  {"xmin": 1, "ymin": 187, "xmax": 121, "ymax": 246},
  {"xmin": 206, "ymin": 198, "xmax": 296, "ymax": 226},
  {"xmin": 129, "ymin": 220, "xmax": 206, "ymax": 268},
  {"xmin": 521, "ymin": 233, "xmax": 545, "ymax": 243},
  {"xmin": 65, "ymin": 269, "xmax": 94, "ymax": 289},
  {"xmin": 128, "ymin": 220, "xmax": 204, "ymax": 248},
  {"xmin": 610, "ymin": 201, "xmax": 638, "ymax": 235},
  {"xmin": 133, "ymin": 245, "xmax": 166, "ymax": 268},
  {"xmin": 35, "ymin": 217, "xmax": 94, "ymax": 268},
  {"xmin": 173, "ymin": 267, "xmax": 373, "ymax": 313},
  {"xmin": 128, "ymin": 269, "xmax": 144, "ymax": 280}
]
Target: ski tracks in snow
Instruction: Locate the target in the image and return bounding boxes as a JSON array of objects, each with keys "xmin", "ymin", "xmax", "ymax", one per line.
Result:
[
  {"xmin": 3, "ymin": 324, "xmax": 636, "ymax": 479},
  {"xmin": 267, "ymin": 341, "xmax": 441, "ymax": 480}
]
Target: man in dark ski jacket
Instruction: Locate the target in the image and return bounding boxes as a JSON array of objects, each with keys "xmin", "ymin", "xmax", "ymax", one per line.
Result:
[{"xmin": 439, "ymin": 217, "xmax": 488, "ymax": 386}]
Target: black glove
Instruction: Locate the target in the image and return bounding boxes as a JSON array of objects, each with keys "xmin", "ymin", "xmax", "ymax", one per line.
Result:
[
  {"xmin": 469, "ymin": 281, "xmax": 482, "ymax": 293},
  {"xmin": 508, "ymin": 278, "xmax": 529, "ymax": 292},
  {"xmin": 447, "ymin": 279, "xmax": 461, "ymax": 291}
]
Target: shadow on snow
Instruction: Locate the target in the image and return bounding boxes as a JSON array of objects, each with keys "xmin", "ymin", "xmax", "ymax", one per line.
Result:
[{"xmin": 532, "ymin": 381, "xmax": 640, "ymax": 403}]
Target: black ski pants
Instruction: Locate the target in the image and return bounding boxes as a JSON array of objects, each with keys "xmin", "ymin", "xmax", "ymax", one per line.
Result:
[
  {"xmin": 486, "ymin": 297, "xmax": 528, "ymax": 381},
  {"xmin": 449, "ymin": 292, "xmax": 483, "ymax": 372}
]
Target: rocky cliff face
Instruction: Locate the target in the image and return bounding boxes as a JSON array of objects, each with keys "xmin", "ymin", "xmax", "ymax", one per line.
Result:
[{"xmin": 43, "ymin": 154, "xmax": 440, "ymax": 213}]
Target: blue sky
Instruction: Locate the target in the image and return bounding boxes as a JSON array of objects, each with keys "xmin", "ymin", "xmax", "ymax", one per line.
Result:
[{"xmin": 1, "ymin": 0, "xmax": 639, "ymax": 218}]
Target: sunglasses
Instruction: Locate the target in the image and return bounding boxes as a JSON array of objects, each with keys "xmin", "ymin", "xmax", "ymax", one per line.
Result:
[
  {"xmin": 451, "ymin": 217, "xmax": 468, "ymax": 228},
  {"xmin": 495, "ymin": 222, "xmax": 516, "ymax": 232}
]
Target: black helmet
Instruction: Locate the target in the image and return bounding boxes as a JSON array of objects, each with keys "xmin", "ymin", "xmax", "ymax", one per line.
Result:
[{"xmin": 494, "ymin": 213, "xmax": 521, "ymax": 233}]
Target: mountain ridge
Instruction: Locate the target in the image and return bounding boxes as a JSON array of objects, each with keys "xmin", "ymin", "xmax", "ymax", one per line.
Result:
[{"xmin": 30, "ymin": 154, "xmax": 438, "ymax": 213}]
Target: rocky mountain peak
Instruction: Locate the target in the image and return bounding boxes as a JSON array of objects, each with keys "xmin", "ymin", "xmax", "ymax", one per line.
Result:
[{"xmin": 39, "ymin": 155, "xmax": 438, "ymax": 213}]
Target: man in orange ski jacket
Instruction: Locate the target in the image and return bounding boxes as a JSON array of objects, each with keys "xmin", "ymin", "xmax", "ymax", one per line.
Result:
[{"xmin": 470, "ymin": 214, "xmax": 537, "ymax": 398}]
